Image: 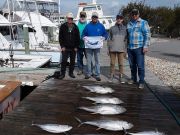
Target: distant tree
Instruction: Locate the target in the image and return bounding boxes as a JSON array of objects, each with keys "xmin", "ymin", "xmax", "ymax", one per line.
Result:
[
  {"xmin": 168, "ymin": 7, "xmax": 180, "ymax": 37},
  {"xmin": 120, "ymin": 1, "xmax": 179, "ymax": 37}
]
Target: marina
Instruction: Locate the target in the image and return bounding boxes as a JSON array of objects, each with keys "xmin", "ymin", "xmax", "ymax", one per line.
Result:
[{"xmin": 0, "ymin": 0, "xmax": 179, "ymax": 134}]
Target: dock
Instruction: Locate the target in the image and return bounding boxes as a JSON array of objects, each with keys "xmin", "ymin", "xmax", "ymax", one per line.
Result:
[
  {"xmin": 0, "ymin": 81, "xmax": 21, "ymax": 118},
  {"xmin": 0, "ymin": 79, "xmax": 179, "ymax": 135}
]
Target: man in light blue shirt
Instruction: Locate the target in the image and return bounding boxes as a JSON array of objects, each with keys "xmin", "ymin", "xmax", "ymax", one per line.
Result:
[{"xmin": 127, "ymin": 9, "xmax": 150, "ymax": 89}]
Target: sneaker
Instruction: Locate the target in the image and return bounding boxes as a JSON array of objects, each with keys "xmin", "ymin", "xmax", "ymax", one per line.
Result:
[
  {"xmin": 108, "ymin": 74, "xmax": 114, "ymax": 82},
  {"xmin": 96, "ymin": 77, "xmax": 101, "ymax": 81},
  {"xmin": 119, "ymin": 74, "xmax": 126, "ymax": 84},
  {"xmin": 139, "ymin": 83, "xmax": 144, "ymax": 89},
  {"xmin": 128, "ymin": 79, "xmax": 136, "ymax": 84},
  {"xmin": 69, "ymin": 73, "xmax": 76, "ymax": 78},
  {"xmin": 120, "ymin": 77, "xmax": 126, "ymax": 84},
  {"xmin": 85, "ymin": 75, "xmax": 91, "ymax": 79},
  {"xmin": 59, "ymin": 74, "xmax": 65, "ymax": 80},
  {"xmin": 77, "ymin": 70, "xmax": 83, "ymax": 75}
]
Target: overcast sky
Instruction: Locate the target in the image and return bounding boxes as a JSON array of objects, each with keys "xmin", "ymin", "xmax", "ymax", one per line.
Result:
[{"xmin": 0, "ymin": 0, "xmax": 180, "ymax": 15}]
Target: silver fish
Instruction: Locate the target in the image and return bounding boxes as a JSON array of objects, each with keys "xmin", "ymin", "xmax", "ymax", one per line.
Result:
[
  {"xmin": 83, "ymin": 85, "xmax": 114, "ymax": 94},
  {"xmin": 83, "ymin": 96, "xmax": 123, "ymax": 104},
  {"xmin": 124, "ymin": 131, "xmax": 165, "ymax": 135},
  {"xmin": 32, "ymin": 123, "xmax": 72, "ymax": 133},
  {"xmin": 75, "ymin": 117, "xmax": 133, "ymax": 131},
  {"xmin": 79, "ymin": 104, "xmax": 126, "ymax": 115}
]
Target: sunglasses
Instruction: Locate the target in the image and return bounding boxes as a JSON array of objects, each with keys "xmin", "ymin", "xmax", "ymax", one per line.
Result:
[
  {"xmin": 92, "ymin": 16, "xmax": 98, "ymax": 19},
  {"xmin": 80, "ymin": 15, "xmax": 86, "ymax": 18},
  {"xmin": 117, "ymin": 17, "xmax": 124, "ymax": 20},
  {"xmin": 131, "ymin": 13, "xmax": 138, "ymax": 16},
  {"xmin": 67, "ymin": 18, "xmax": 73, "ymax": 21}
]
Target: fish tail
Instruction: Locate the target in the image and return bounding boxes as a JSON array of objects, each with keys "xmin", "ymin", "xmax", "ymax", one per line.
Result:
[
  {"xmin": 123, "ymin": 127, "xmax": 128, "ymax": 135},
  {"xmin": 31, "ymin": 121, "xmax": 34, "ymax": 126},
  {"xmin": 74, "ymin": 117, "xmax": 84, "ymax": 127}
]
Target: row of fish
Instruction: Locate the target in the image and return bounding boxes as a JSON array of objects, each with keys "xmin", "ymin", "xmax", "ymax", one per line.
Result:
[
  {"xmin": 31, "ymin": 85, "xmax": 165, "ymax": 135},
  {"xmin": 79, "ymin": 85, "xmax": 165, "ymax": 135}
]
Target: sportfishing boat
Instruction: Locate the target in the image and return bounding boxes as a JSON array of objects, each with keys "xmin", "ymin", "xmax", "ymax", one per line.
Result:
[
  {"xmin": 0, "ymin": 0, "xmax": 60, "ymax": 50},
  {"xmin": 76, "ymin": 0, "xmax": 115, "ymax": 30}
]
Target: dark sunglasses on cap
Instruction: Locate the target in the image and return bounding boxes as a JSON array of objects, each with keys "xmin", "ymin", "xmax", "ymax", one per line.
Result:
[{"xmin": 92, "ymin": 16, "xmax": 98, "ymax": 19}]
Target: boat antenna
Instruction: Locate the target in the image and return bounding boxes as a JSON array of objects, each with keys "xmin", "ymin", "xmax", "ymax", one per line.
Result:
[
  {"xmin": 7, "ymin": 0, "xmax": 15, "ymax": 68},
  {"xmin": 92, "ymin": 0, "xmax": 97, "ymax": 4}
]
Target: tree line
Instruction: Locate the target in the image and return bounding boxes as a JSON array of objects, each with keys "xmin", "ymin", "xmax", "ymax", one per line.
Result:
[{"xmin": 121, "ymin": 2, "xmax": 180, "ymax": 38}]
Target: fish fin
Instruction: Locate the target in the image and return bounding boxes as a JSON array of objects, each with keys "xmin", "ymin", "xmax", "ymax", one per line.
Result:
[
  {"xmin": 74, "ymin": 116, "xmax": 82, "ymax": 123},
  {"xmin": 91, "ymin": 112, "xmax": 97, "ymax": 115},
  {"xmin": 92, "ymin": 102, "xmax": 97, "ymax": 105},
  {"xmin": 123, "ymin": 127, "xmax": 128, "ymax": 135},
  {"xmin": 96, "ymin": 127, "xmax": 101, "ymax": 130}
]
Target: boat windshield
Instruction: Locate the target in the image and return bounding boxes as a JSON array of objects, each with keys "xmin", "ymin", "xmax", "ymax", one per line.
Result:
[{"xmin": 14, "ymin": 1, "xmax": 58, "ymax": 13}]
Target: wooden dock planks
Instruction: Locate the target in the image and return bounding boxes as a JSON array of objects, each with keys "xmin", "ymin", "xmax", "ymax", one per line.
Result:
[{"xmin": 0, "ymin": 79, "xmax": 179, "ymax": 135}]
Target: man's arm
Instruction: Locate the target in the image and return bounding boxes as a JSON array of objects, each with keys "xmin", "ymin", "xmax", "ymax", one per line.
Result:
[
  {"xmin": 75, "ymin": 25, "xmax": 80, "ymax": 49},
  {"xmin": 59, "ymin": 25, "xmax": 65, "ymax": 49},
  {"xmin": 101, "ymin": 25, "xmax": 108, "ymax": 40},
  {"xmin": 142, "ymin": 21, "xmax": 151, "ymax": 49}
]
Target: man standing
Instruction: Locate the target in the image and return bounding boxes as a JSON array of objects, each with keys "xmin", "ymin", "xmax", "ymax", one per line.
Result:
[
  {"xmin": 59, "ymin": 12, "xmax": 80, "ymax": 79},
  {"xmin": 108, "ymin": 14, "xmax": 127, "ymax": 83},
  {"xmin": 127, "ymin": 9, "xmax": 150, "ymax": 89},
  {"xmin": 76, "ymin": 11, "xmax": 87, "ymax": 75},
  {"xmin": 83, "ymin": 12, "xmax": 108, "ymax": 81}
]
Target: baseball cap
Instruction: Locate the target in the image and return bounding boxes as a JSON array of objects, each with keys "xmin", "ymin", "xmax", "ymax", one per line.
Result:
[
  {"xmin": 116, "ymin": 14, "xmax": 124, "ymax": 19},
  {"xmin": 131, "ymin": 9, "xmax": 139, "ymax": 15},
  {"xmin": 66, "ymin": 12, "xmax": 74, "ymax": 18},
  {"xmin": 92, "ymin": 12, "xmax": 99, "ymax": 18},
  {"xmin": 80, "ymin": 11, "xmax": 87, "ymax": 18}
]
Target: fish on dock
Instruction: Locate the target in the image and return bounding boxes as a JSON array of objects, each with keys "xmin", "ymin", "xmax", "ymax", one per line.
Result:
[
  {"xmin": 82, "ymin": 85, "xmax": 114, "ymax": 94},
  {"xmin": 74, "ymin": 117, "xmax": 133, "ymax": 131},
  {"xmin": 83, "ymin": 96, "xmax": 124, "ymax": 104},
  {"xmin": 79, "ymin": 104, "xmax": 126, "ymax": 115},
  {"xmin": 31, "ymin": 123, "xmax": 72, "ymax": 133}
]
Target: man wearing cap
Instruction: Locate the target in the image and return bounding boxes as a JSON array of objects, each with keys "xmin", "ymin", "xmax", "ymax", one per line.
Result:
[
  {"xmin": 59, "ymin": 12, "xmax": 80, "ymax": 79},
  {"xmin": 127, "ymin": 9, "xmax": 151, "ymax": 89},
  {"xmin": 82, "ymin": 12, "xmax": 108, "ymax": 81},
  {"xmin": 107, "ymin": 14, "xmax": 127, "ymax": 83},
  {"xmin": 76, "ymin": 11, "xmax": 87, "ymax": 75}
]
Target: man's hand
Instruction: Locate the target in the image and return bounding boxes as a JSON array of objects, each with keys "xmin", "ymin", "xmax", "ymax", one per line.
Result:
[
  {"xmin": 107, "ymin": 51, "xmax": 110, "ymax": 56},
  {"xmin": 74, "ymin": 48, "xmax": 78, "ymax": 52},
  {"xmin": 123, "ymin": 52, "xmax": 128, "ymax": 59},
  {"xmin": 61, "ymin": 47, "xmax": 66, "ymax": 52},
  {"xmin": 143, "ymin": 48, "xmax": 148, "ymax": 54}
]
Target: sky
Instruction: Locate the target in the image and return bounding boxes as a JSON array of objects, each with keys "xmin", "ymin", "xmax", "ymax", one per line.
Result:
[{"xmin": 0, "ymin": 0, "xmax": 180, "ymax": 16}]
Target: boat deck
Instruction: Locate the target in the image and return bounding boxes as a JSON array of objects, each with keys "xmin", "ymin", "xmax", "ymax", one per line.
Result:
[{"xmin": 0, "ymin": 79, "xmax": 179, "ymax": 135}]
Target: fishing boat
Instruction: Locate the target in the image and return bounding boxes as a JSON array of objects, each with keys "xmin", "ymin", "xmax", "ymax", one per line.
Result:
[
  {"xmin": 76, "ymin": 0, "xmax": 115, "ymax": 30},
  {"xmin": 0, "ymin": 0, "xmax": 60, "ymax": 50}
]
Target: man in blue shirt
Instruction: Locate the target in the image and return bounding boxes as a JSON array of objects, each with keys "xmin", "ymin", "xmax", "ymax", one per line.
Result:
[
  {"xmin": 127, "ymin": 9, "xmax": 151, "ymax": 89},
  {"xmin": 83, "ymin": 12, "xmax": 108, "ymax": 81}
]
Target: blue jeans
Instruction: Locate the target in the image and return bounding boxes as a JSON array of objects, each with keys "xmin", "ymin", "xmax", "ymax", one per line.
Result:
[
  {"xmin": 127, "ymin": 47, "xmax": 145, "ymax": 84},
  {"xmin": 77, "ymin": 48, "xmax": 86, "ymax": 71},
  {"xmin": 86, "ymin": 48, "xmax": 100, "ymax": 77}
]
